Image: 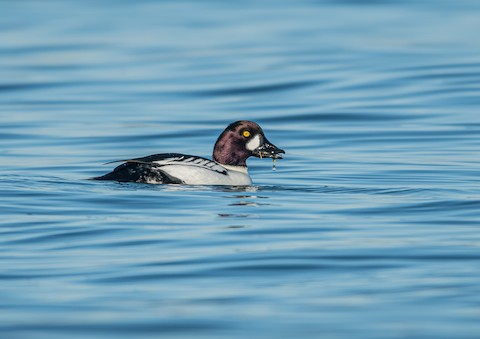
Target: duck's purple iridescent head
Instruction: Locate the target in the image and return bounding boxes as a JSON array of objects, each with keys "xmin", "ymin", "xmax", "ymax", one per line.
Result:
[{"xmin": 212, "ymin": 121, "xmax": 285, "ymax": 166}]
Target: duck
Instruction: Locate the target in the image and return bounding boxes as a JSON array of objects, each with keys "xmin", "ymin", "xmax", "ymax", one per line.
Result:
[{"xmin": 93, "ymin": 120, "xmax": 285, "ymax": 185}]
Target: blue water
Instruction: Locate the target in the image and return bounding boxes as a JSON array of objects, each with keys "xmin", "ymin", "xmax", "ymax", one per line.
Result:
[{"xmin": 1, "ymin": 0, "xmax": 480, "ymax": 338}]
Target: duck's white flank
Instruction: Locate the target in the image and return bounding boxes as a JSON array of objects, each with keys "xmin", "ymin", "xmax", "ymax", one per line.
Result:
[{"xmin": 159, "ymin": 163, "xmax": 252, "ymax": 186}]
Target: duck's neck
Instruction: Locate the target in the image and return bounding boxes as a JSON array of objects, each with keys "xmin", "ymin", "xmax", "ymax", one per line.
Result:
[
  {"xmin": 212, "ymin": 148, "xmax": 248, "ymax": 166},
  {"xmin": 212, "ymin": 133, "xmax": 250, "ymax": 167}
]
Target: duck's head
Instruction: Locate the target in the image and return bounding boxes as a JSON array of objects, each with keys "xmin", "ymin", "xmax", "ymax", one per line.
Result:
[{"xmin": 212, "ymin": 120, "xmax": 285, "ymax": 166}]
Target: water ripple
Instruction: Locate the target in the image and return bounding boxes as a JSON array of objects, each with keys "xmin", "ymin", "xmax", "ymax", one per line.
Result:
[{"xmin": 190, "ymin": 80, "xmax": 320, "ymax": 96}]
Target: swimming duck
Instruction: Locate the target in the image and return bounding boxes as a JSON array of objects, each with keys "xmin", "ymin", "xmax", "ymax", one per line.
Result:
[{"xmin": 93, "ymin": 120, "xmax": 285, "ymax": 185}]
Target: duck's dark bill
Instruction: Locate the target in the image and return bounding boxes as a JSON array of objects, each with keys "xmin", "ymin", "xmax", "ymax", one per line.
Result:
[{"xmin": 253, "ymin": 141, "xmax": 285, "ymax": 159}]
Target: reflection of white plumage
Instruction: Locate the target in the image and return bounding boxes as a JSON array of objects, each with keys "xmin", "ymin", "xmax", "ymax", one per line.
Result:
[{"xmin": 94, "ymin": 121, "xmax": 284, "ymax": 185}]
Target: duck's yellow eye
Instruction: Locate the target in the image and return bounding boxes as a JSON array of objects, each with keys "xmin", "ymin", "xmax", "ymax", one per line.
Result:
[{"xmin": 242, "ymin": 130, "xmax": 251, "ymax": 138}]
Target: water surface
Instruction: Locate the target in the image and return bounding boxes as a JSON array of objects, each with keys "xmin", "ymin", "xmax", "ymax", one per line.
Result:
[{"xmin": 1, "ymin": 1, "xmax": 480, "ymax": 338}]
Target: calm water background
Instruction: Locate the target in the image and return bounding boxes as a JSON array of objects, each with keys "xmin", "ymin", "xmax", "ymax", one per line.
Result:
[{"xmin": 1, "ymin": 0, "xmax": 480, "ymax": 338}]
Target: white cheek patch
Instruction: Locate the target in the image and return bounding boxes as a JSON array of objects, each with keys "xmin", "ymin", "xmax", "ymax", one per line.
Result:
[{"xmin": 246, "ymin": 134, "xmax": 261, "ymax": 151}]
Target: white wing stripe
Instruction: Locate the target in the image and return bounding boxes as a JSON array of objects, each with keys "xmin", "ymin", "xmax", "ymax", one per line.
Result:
[{"xmin": 152, "ymin": 155, "xmax": 227, "ymax": 174}]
